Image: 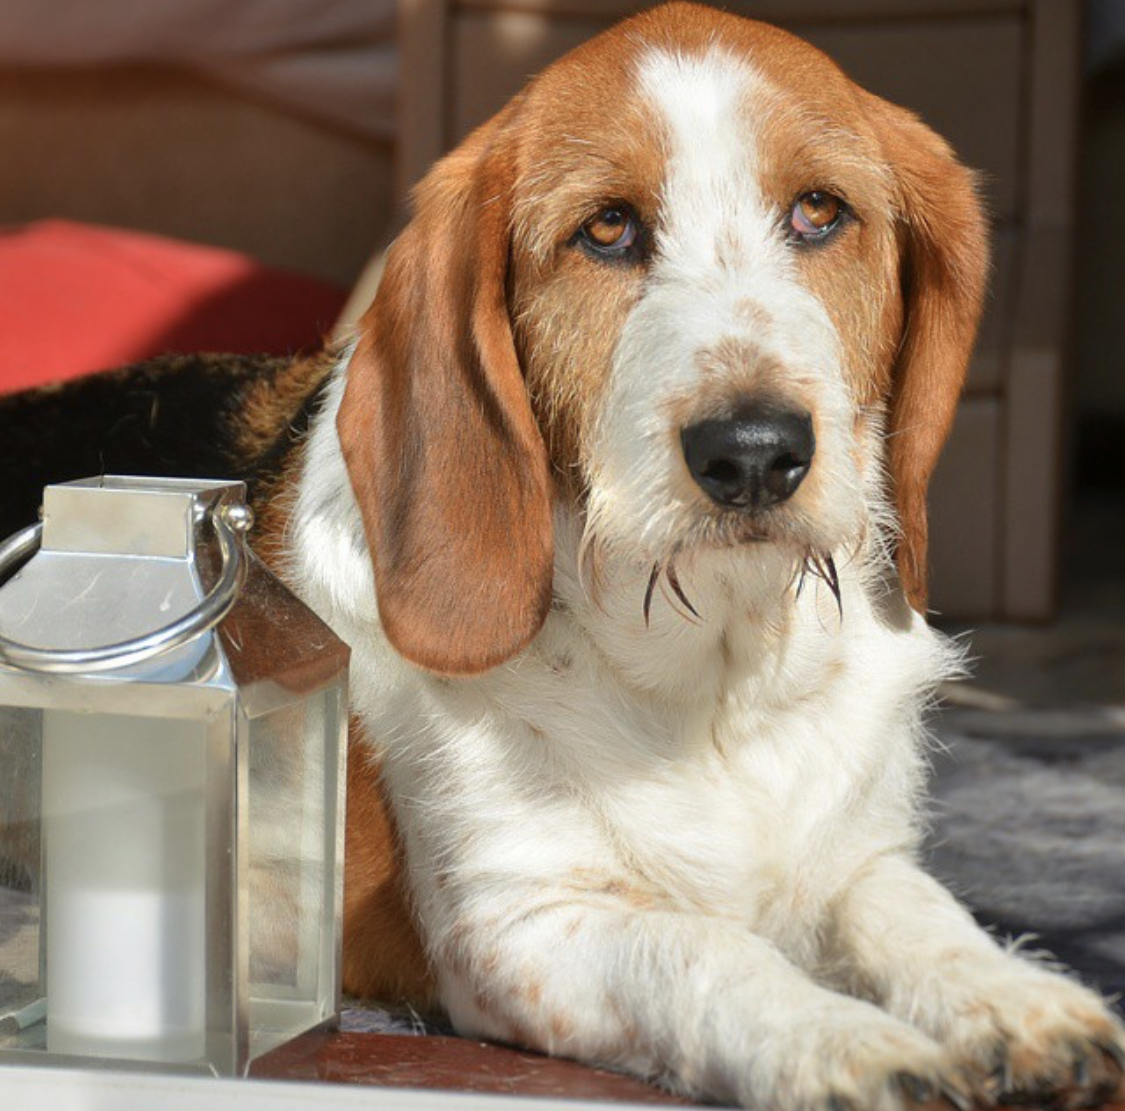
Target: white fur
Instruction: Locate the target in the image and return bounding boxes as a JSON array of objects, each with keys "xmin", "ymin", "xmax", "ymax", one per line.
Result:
[{"xmin": 287, "ymin": 43, "xmax": 1125, "ymax": 1111}]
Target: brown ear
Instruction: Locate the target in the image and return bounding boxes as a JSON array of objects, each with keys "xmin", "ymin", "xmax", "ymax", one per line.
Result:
[
  {"xmin": 337, "ymin": 113, "xmax": 554, "ymax": 676},
  {"xmin": 874, "ymin": 98, "xmax": 989, "ymax": 612}
]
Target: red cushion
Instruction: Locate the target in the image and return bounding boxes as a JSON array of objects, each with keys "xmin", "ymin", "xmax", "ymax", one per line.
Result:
[{"xmin": 0, "ymin": 221, "xmax": 347, "ymax": 395}]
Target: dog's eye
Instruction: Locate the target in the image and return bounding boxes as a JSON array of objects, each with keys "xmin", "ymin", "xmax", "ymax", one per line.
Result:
[
  {"xmin": 575, "ymin": 206, "xmax": 642, "ymax": 262},
  {"xmin": 584, "ymin": 208, "xmax": 636, "ymax": 249},
  {"xmin": 789, "ymin": 192, "xmax": 845, "ymax": 243}
]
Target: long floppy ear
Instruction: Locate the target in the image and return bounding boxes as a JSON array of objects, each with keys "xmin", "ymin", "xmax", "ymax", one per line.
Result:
[
  {"xmin": 873, "ymin": 97, "xmax": 989, "ymax": 612},
  {"xmin": 337, "ymin": 110, "xmax": 554, "ymax": 676}
]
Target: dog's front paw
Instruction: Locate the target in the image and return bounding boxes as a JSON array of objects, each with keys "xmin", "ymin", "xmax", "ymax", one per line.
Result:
[
  {"xmin": 740, "ymin": 1003, "xmax": 971, "ymax": 1111},
  {"xmin": 934, "ymin": 962, "xmax": 1125, "ymax": 1109}
]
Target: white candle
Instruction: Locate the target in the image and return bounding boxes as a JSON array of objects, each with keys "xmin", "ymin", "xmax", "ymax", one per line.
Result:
[{"xmin": 42, "ymin": 710, "xmax": 206, "ymax": 1062}]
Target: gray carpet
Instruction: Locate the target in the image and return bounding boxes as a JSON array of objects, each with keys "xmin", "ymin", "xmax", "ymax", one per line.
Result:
[
  {"xmin": 924, "ymin": 492, "xmax": 1125, "ymax": 1008},
  {"xmin": 927, "ymin": 703, "xmax": 1125, "ymax": 1003}
]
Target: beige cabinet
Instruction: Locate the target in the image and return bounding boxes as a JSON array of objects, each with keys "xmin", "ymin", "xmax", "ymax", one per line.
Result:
[{"xmin": 397, "ymin": 0, "xmax": 1078, "ymax": 619}]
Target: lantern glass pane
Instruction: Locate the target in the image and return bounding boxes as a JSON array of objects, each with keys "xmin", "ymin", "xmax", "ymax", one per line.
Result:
[{"xmin": 246, "ymin": 682, "xmax": 341, "ymax": 1058}]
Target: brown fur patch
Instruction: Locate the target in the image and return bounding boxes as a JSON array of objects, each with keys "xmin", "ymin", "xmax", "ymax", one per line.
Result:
[
  {"xmin": 505, "ymin": 28, "xmax": 670, "ymax": 496},
  {"xmin": 247, "ymin": 350, "xmax": 340, "ymax": 571},
  {"xmin": 234, "ymin": 348, "xmax": 338, "ymax": 468},
  {"xmin": 339, "ymin": 717, "xmax": 436, "ymax": 1006},
  {"xmin": 549, "ymin": 1013, "xmax": 576, "ymax": 1043}
]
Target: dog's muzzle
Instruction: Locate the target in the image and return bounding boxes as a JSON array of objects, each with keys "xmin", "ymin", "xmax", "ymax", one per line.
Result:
[{"xmin": 681, "ymin": 405, "xmax": 815, "ymax": 510}]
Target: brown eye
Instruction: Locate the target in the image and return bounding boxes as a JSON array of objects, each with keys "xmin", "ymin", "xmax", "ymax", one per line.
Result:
[
  {"xmin": 790, "ymin": 191, "xmax": 844, "ymax": 241},
  {"xmin": 578, "ymin": 206, "xmax": 639, "ymax": 256}
]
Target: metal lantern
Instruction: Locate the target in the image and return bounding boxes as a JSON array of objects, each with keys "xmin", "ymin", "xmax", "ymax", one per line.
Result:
[{"xmin": 0, "ymin": 477, "xmax": 348, "ymax": 1075}]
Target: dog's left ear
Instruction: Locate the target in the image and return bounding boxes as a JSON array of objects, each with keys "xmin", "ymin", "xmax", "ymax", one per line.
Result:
[
  {"xmin": 337, "ymin": 107, "xmax": 555, "ymax": 677},
  {"xmin": 871, "ymin": 95, "xmax": 989, "ymax": 612}
]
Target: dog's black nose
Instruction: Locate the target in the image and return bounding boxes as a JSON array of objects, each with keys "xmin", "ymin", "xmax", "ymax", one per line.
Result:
[{"xmin": 681, "ymin": 406, "xmax": 815, "ymax": 510}]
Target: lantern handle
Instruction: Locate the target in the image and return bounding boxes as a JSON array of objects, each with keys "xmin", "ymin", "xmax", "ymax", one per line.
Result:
[{"xmin": 0, "ymin": 502, "xmax": 253, "ymax": 674}]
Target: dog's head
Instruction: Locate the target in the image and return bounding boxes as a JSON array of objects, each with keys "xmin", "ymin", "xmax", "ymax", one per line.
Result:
[{"xmin": 337, "ymin": 2, "xmax": 988, "ymax": 676}]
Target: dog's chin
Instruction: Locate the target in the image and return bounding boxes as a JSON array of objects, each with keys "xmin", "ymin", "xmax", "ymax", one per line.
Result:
[{"xmin": 675, "ymin": 506, "xmax": 826, "ymax": 560}]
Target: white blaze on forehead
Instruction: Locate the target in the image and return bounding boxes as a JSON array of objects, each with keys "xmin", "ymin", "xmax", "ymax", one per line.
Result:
[
  {"xmin": 636, "ymin": 47, "xmax": 781, "ymax": 274},
  {"xmin": 584, "ymin": 44, "xmax": 862, "ymax": 567}
]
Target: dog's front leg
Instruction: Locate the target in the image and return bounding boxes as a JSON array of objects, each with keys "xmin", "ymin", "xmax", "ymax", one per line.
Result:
[
  {"xmin": 433, "ymin": 890, "xmax": 967, "ymax": 1110},
  {"xmin": 826, "ymin": 854, "xmax": 1125, "ymax": 1106}
]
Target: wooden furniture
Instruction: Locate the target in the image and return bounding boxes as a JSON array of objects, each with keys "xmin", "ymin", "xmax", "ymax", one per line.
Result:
[
  {"xmin": 0, "ymin": 67, "xmax": 394, "ymax": 290},
  {"xmin": 397, "ymin": 0, "xmax": 1079, "ymax": 620}
]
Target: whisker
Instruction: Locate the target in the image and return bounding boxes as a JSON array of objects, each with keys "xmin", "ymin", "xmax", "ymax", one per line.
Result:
[
  {"xmin": 666, "ymin": 560, "xmax": 701, "ymax": 620},
  {"xmin": 656, "ymin": 575, "xmax": 703, "ymax": 627},
  {"xmin": 801, "ymin": 552, "xmax": 844, "ymax": 620},
  {"xmin": 795, "ymin": 557, "xmax": 809, "ymax": 600},
  {"xmin": 823, "ymin": 553, "xmax": 843, "ymax": 618},
  {"xmin": 792, "ymin": 555, "xmax": 810, "ymax": 598},
  {"xmin": 643, "ymin": 562, "xmax": 660, "ymax": 628}
]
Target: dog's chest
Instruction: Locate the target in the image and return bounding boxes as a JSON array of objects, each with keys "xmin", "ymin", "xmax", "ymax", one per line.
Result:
[
  {"xmin": 476, "ymin": 606, "xmax": 915, "ymax": 942},
  {"xmin": 608, "ymin": 689, "xmax": 893, "ymax": 932}
]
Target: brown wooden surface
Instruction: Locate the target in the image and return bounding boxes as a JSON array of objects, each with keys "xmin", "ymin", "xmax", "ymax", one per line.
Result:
[
  {"xmin": 250, "ymin": 1030, "xmax": 1125, "ymax": 1110},
  {"xmin": 250, "ymin": 1030, "xmax": 690, "ymax": 1103}
]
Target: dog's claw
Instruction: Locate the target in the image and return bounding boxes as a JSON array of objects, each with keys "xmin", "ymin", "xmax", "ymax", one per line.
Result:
[
  {"xmin": 1095, "ymin": 1038, "xmax": 1125, "ymax": 1072},
  {"xmin": 1073, "ymin": 1056, "xmax": 1091, "ymax": 1089},
  {"xmin": 1004, "ymin": 1060, "xmax": 1016, "ymax": 1092},
  {"xmin": 894, "ymin": 1071, "xmax": 935, "ymax": 1105},
  {"xmin": 1072, "ymin": 1081, "xmax": 1118, "ymax": 1111},
  {"xmin": 970, "ymin": 1042, "xmax": 1008, "ymax": 1100},
  {"xmin": 1008, "ymin": 1084, "xmax": 1061, "ymax": 1109},
  {"xmin": 975, "ymin": 1069, "xmax": 1003, "ymax": 1103}
]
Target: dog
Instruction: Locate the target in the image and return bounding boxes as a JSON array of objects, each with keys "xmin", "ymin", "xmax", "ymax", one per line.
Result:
[{"xmin": 2, "ymin": 3, "xmax": 1123, "ymax": 1108}]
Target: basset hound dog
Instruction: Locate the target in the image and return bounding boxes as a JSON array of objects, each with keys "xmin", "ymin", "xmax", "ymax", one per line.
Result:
[{"xmin": 2, "ymin": 3, "xmax": 1122, "ymax": 1108}]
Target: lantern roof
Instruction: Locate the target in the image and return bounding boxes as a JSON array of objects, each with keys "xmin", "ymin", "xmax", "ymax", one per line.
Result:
[{"xmin": 0, "ymin": 477, "xmax": 349, "ymax": 717}]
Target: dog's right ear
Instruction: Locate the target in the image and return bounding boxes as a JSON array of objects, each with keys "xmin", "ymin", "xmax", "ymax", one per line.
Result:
[
  {"xmin": 868, "ymin": 94, "xmax": 989, "ymax": 613},
  {"xmin": 337, "ymin": 111, "xmax": 554, "ymax": 677}
]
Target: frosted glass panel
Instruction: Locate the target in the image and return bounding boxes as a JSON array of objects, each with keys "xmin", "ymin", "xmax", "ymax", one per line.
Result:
[{"xmin": 42, "ymin": 711, "xmax": 206, "ymax": 1063}]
